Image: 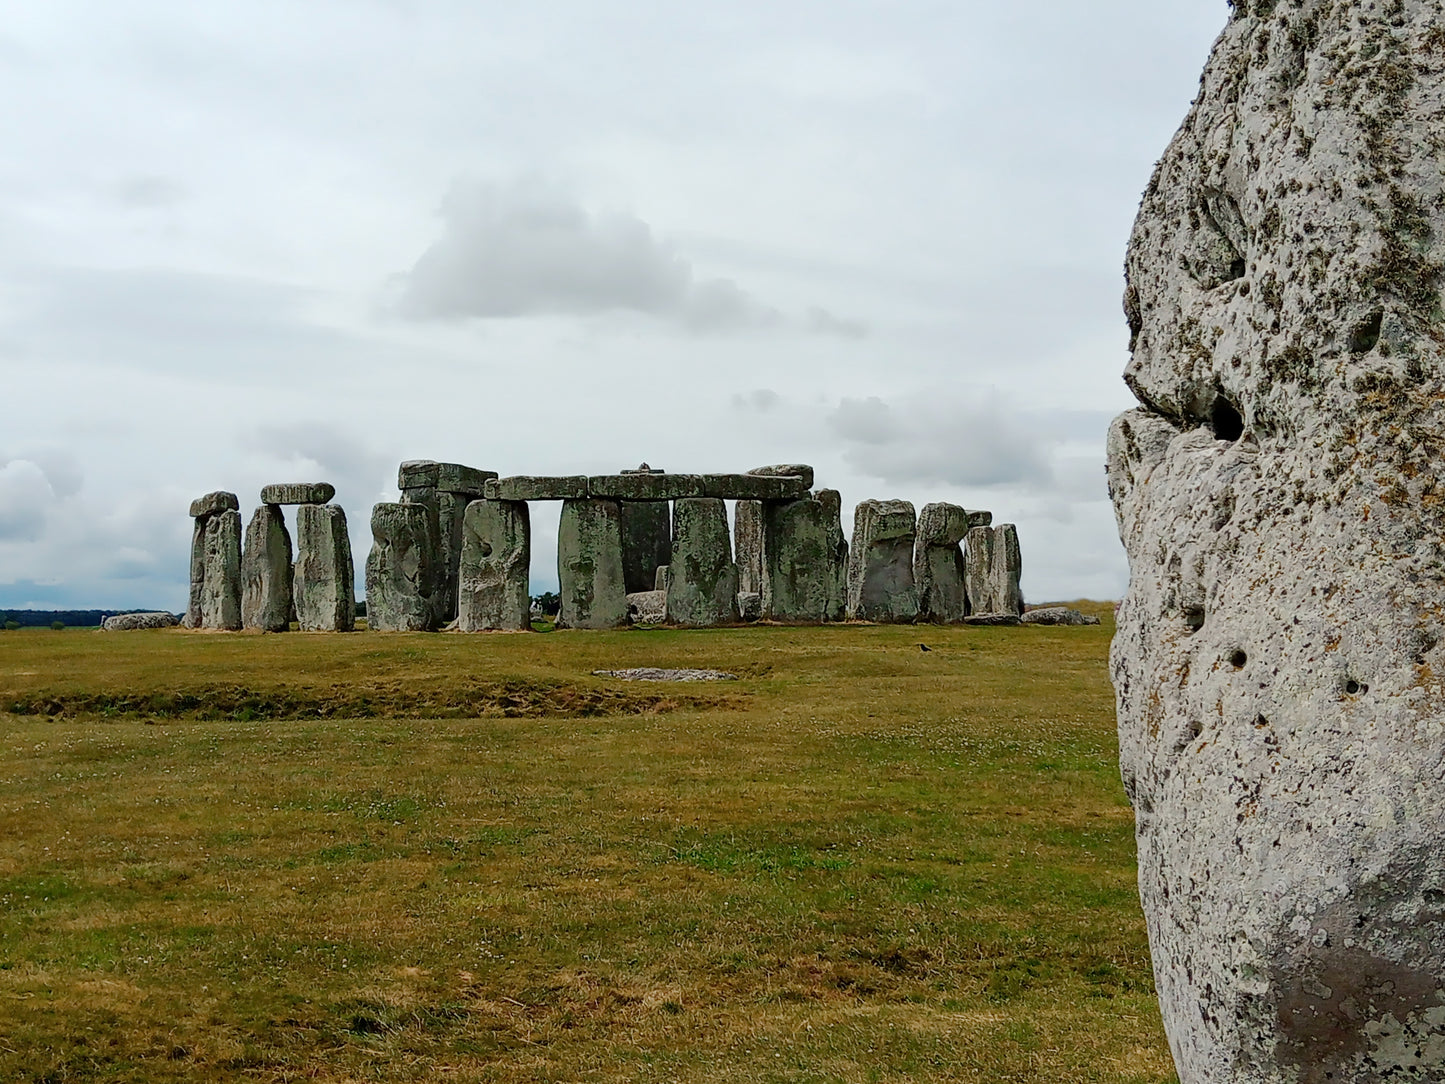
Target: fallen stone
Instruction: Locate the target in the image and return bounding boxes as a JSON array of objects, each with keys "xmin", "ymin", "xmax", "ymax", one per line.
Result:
[
  {"xmin": 733, "ymin": 500, "xmax": 764, "ymax": 594},
  {"xmin": 556, "ymin": 499, "xmax": 628, "ymax": 629},
  {"xmin": 189, "ymin": 490, "xmax": 239, "ymax": 519},
  {"xmin": 748, "ymin": 463, "xmax": 815, "ymax": 490},
  {"xmin": 293, "ymin": 504, "xmax": 355, "ymax": 632},
  {"xmin": 666, "ymin": 498, "xmax": 740, "ymax": 627},
  {"xmin": 259, "ymin": 482, "xmax": 335, "ymax": 506},
  {"xmin": 846, "ymin": 500, "xmax": 918, "ymax": 622},
  {"xmin": 101, "ymin": 612, "xmax": 178, "ymax": 631},
  {"xmin": 588, "ymin": 473, "xmax": 705, "ymax": 501},
  {"xmin": 964, "ymin": 525, "xmax": 1023, "ymax": 617},
  {"xmin": 963, "ymin": 613, "xmax": 1021, "ymax": 627},
  {"xmin": 364, "ymin": 502, "xmax": 436, "ymax": 632},
  {"xmin": 620, "ymin": 498, "xmax": 671, "ymax": 594},
  {"xmin": 484, "ymin": 476, "xmax": 590, "ymax": 501},
  {"xmin": 1106, "ymin": 7, "xmax": 1445, "ymax": 1079},
  {"xmin": 736, "ymin": 591, "xmax": 762, "ymax": 623},
  {"xmin": 457, "ymin": 499, "xmax": 531, "ymax": 632},
  {"xmin": 592, "ymin": 668, "xmax": 737, "ymax": 682},
  {"xmin": 1021, "ymin": 607, "xmax": 1099, "ymax": 627},
  {"xmin": 761, "ymin": 491, "xmax": 847, "ymax": 622},
  {"xmin": 914, "ymin": 502, "xmax": 970, "ymax": 624},
  {"xmin": 625, "ymin": 590, "xmax": 667, "ymax": 625},
  {"xmin": 241, "ymin": 505, "xmax": 293, "ymax": 631},
  {"xmin": 199, "ymin": 509, "xmax": 242, "ymax": 630},
  {"xmin": 699, "ymin": 473, "xmax": 809, "ymax": 501}
]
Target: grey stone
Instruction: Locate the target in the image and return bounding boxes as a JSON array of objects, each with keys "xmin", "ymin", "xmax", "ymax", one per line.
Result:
[
  {"xmin": 914, "ymin": 503, "xmax": 969, "ymax": 624},
  {"xmin": 556, "ymin": 499, "xmax": 628, "ymax": 629},
  {"xmin": 457, "ymin": 499, "xmax": 531, "ymax": 632},
  {"xmin": 700, "ymin": 473, "xmax": 809, "ymax": 501},
  {"xmin": 625, "ymin": 590, "xmax": 667, "ymax": 625},
  {"xmin": 397, "ymin": 460, "xmax": 439, "ymax": 489},
  {"xmin": 484, "ymin": 475, "xmax": 590, "ymax": 501},
  {"xmin": 734, "ymin": 500, "xmax": 764, "ymax": 594},
  {"xmin": 846, "ymin": 500, "xmax": 919, "ymax": 622},
  {"xmin": 963, "ymin": 612, "xmax": 1021, "ymax": 627},
  {"xmin": 761, "ymin": 491, "xmax": 847, "ymax": 623},
  {"xmin": 1021, "ymin": 607, "xmax": 1099, "ymax": 627},
  {"xmin": 199, "ymin": 509, "xmax": 242, "ymax": 630},
  {"xmin": 666, "ymin": 498, "xmax": 740, "ymax": 627},
  {"xmin": 588, "ymin": 474, "xmax": 706, "ymax": 501},
  {"xmin": 964, "ymin": 525, "xmax": 1022, "ymax": 617},
  {"xmin": 748, "ymin": 463, "xmax": 815, "ymax": 490},
  {"xmin": 184, "ymin": 517, "xmax": 206, "ymax": 628},
  {"xmin": 189, "ymin": 490, "xmax": 238, "ymax": 519},
  {"xmin": 293, "ymin": 504, "xmax": 355, "ymax": 632},
  {"xmin": 259, "ymin": 482, "xmax": 334, "ymax": 506},
  {"xmin": 398, "ymin": 460, "xmax": 496, "ymax": 496},
  {"xmin": 241, "ymin": 505, "xmax": 293, "ymax": 632},
  {"xmin": 916, "ymin": 502, "xmax": 973, "ymax": 547},
  {"xmin": 736, "ymin": 591, "xmax": 762, "ymax": 623},
  {"xmin": 398, "ymin": 486, "xmax": 460, "ymax": 624},
  {"xmin": 364, "ymin": 503, "xmax": 436, "ymax": 632},
  {"xmin": 654, "ymin": 565, "xmax": 668, "ymax": 591},
  {"xmin": 621, "ymin": 463, "xmax": 662, "ymax": 475},
  {"xmin": 592, "ymin": 668, "xmax": 737, "ymax": 682},
  {"xmin": 967, "ymin": 510, "xmax": 993, "ymax": 529},
  {"xmin": 1105, "ymin": 7, "xmax": 1445, "ymax": 1079},
  {"xmin": 620, "ymin": 499, "xmax": 671, "ymax": 593},
  {"xmin": 102, "ymin": 612, "xmax": 178, "ymax": 631}
]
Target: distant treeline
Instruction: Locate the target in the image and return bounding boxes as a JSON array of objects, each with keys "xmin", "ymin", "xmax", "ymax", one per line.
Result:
[{"xmin": 0, "ymin": 610, "xmax": 179, "ymax": 629}]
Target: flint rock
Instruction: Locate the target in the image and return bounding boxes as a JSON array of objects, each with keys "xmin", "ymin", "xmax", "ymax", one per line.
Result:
[
  {"xmin": 457, "ymin": 499, "xmax": 531, "ymax": 632},
  {"xmin": 294, "ymin": 504, "xmax": 355, "ymax": 632},
  {"xmin": 1021, "ymin": 607, "xmax": 1098, "ymax": 627},
  {"xmin": 761, "ymin": 490, "xmax": 847, "ymax": 623},
  {"xmin": 485, "ymin": 476, "xmax": 589, "ymax": 501},
  {"xmin": 199, "ymin": 509, "xmax": 242, "ymax": 630},
  {"xmin": 666, "ymin": 498, "xmax": 740, "ymax": 627},
  {"xmin": 846, "ymin": 500, "xmax": 918, "ymax": 622},
  {"xmin": 259, "ymin": 482, "xmax": 334, "ymax": 506},
  {"xmin": 964, "ymin": 525, "xmax": 1022, "ymax": 618},
  {"xmin": 189, "ymin": 491, "xmax": 239, "ymax": 519},
  {"xmin": 102, "ymin": 612, "xmax": 178, "ymax": 631},
  {"xmin": 556, "ymin": 499, "xmax": 628, "ymax": 629},
  {"xmin": 1106, "ymin": 6, "xmax": 1445, "ymax": 1080},
  {"xmin": 241, "ymin": 505, "xmax": 293, "ymax": 631},
  {"xmin": 364, "ymin": 503, "xmax": 436, "ymax": 632},
  {"xmin": 625, "ymin": 590, "xmax": 667, "ymax": 625},
  {"xmin": 914, "ymin": 502, "xmax": 971, "ymax": 624}
]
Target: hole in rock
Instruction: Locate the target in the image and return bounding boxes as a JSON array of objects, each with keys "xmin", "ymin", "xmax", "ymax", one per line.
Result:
[
  {"xmin": 1350, "ymin": 310, "xmax": 1384, "ymax": 354},
  {"xmin": 1230, "ymin": 650, "xmax": 1248, "ymax": 669},
  {"xmin": 1183, "ymin": 607, "xmax": 1205, "ymax": 633},
  {"xmin": 1345, "ymin": 679, "xmax": 1363, "ymax": 695},
  {"xmin": 1228, "ymin": 256, "xmax": 1246, "ymax": 281},
  {"xmin": 1210, "ymin": 396, "xmax": 1245, "ymax": 441}
]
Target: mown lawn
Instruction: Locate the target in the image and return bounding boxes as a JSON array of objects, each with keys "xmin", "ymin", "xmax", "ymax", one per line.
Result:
[{"xmin": 0, "ymin": 607, "xmax": 1176, "ymax": 1083}]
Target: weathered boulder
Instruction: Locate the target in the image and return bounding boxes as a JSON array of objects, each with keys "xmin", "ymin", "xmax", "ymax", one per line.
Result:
[
  {"xmin": 199, "ymin": 509, "xmax": 242, "ymax": 630},
  {"xmin": 398, "ymin": 460, "xmax": 495, "ymax": 496},
  {"xmin": 761, "ymin": 490, "xmax": 847, "ymax": 622},
  {"xmin": 294, "ymin": 504, "xmax": 355, "ymax": 632},
  {"xmin": 457, "ymin": 499, "xmax": 531, "ymax": 632},
  {"xmin": 654, "ymin": 565, "xmax": 668, "ymax": 591},
  {"xmin": 364, "ymin": 503, "xmax": 436, "ymax": 632},
  {"xmin": 188, "ymin": 490, "xmax": 238, "ymax": 519},
  {"xmin": 241, "ymin": 504, "xmax": 293, "ymax": 631},
  {"xmin": 748, "ymin": 463, "xmax": 815, "ymax": 490},
  {"xmin": 620, "ymin": 499, "xmax": 671, "ymax": 594},
  {"xmin": 963, "ymin": 612, "xmax": 1021, "ymax": 627},
  {"xmin": 1022, "ymin": 606, "xmax": 1099, "ymax": 627},
  {"xmin": 665, "ymin": 498, "xmax": 739, "ymax": 627},
  {"xmin": 736, "ymin": 591, "xmax": 762, "ymax": 623},
  {"xmin": 734, "ymin": 500, "xmax": 763, "ymax": 594},
  {"xmin": 625, "ymin": 589, "xmax": 667, "ymax": 625},
  {"xmin": 1108, "ymin": 6, "xmax": 1445, "ymax": 1081},
  {"xmin": 259, "ymin": 482, "xmax": 334, "ymax": 506},
  {"xmin": 101, "ymin": 612, "xmax": 178, "ymax": 631},
  {"xmin": 963, "ymin": 525, "xmax": 1022, "ymax": 617},
  {"xmin": 914, "ymin": 502, "xmax": 970, "ymax": 624},
  {"xmin": 485, "ymin": 476, "xmax": 590, "ymax": 501},
  {"xmin": 846, "ymin": 500, "xmax": 918, "ymax": 622},
  {"xmin": 556, "ymin": 499, "xmax": 628, "ymax": 629}
]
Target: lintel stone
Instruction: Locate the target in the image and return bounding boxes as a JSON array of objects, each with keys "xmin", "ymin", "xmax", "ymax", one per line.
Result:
[
  {"xmin": 259, "ymin": 482, "xmax": 335, "ymax": 506},
  {"xmin": 484, "ymin": 475, "xmax": 590, "ymax": 501},
  {"xmin": 189, "ymin": 491, "xmax": 239, "ymax": 518},
  {"xmin": 588, "ymin": 474, "xmax": 705, "ymax": 501},
  {"xmin": 700, "ymin": 474, "xmax": 810, "ymax": 501}
]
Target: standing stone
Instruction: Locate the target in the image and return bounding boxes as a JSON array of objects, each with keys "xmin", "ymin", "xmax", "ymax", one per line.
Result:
[
  {"xmin": 556, "ymin": 499, "xmax": 628, "ymax": 630},
  {"xmin": 846, "ymin": 500, "xmax": 918, "ymax": 622},
  {"xmin": 199, "ymin": 509, "xmax": 242, "ymax": 630},
  {"xmin": 457, "ymin": 499, "xmax": 531, "ymax": 632},
  {"xmin": 913, "ymin": 503, "xmax": 975, "ymax": 624},
  {"xmin": 185, "ymin": 491, "xmax": 238, "ymax": 628},
  {"xmin": 399, "ymin": 462, "xmax": 496, "ymax": 625},
  {"xmin": 734, "ymin": 500, "xmax": 763, "ymax": 594},
  {"xmin": 618, "ymin": 468, "xmax": 672, "ymax": 595},
  {"xmin": 963, "ymin": 525, "xmax": 1022, "ymax": 618},
  {"xmin": 665, "ymin": 498, "xmax": 740, "ymax": 627},
  {"xmin": 1110, "ymin": 6, "xmax": 1445, "ymax": 1082},
  {"xmin": 364, "ymin": 503, "xmax": 436, "ymax": 632},
  {"xmin": 761, "ymin": 491, "xmax": 847, "ymax": 623},
  {"xmin": 293, "ymin": 504, "xmax": 355, "ymax": 632},
  {"xmin": 241, "ymin": 505, "xmax": 293, "ymax": 632}
]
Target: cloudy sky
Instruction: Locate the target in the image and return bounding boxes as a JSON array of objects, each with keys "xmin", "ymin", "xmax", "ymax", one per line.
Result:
[{"xmin": 0, "ymin": 1, "xmax": 1227, "ymax": 610}]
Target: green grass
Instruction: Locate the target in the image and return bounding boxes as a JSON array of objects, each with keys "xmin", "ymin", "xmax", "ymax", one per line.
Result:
[{"xmin": 0, "ymin": 607, "xmax": 1176, "ymax": 1082}]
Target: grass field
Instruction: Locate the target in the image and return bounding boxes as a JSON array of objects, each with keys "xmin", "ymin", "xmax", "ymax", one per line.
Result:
[{"xmin": 0, "ymin": 606, "xmax": 1177, "ymax": 1083}]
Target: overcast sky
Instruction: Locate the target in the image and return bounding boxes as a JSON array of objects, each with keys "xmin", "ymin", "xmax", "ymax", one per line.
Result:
[{"xmin": 0, "ymin": 1, "xmax": 1227, "ymax": 610}]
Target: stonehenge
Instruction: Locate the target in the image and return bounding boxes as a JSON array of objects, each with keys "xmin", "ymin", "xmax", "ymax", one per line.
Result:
[
  {"xmin": 1108, "ymin": 4, "xmax": 1445, "ymax": 1080},
  {"xmin": 189, "ymin": 462, "xmax": 1030, "ymax": 634},
  {"xmin": 962, "ymin": 524, "xmax": 1023, "ymax": 619}
]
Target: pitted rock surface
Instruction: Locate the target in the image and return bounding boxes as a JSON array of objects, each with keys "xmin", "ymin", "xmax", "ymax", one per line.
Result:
[
  {"xmin": 457, "ymin": 499, "xmax": 531, "ymax": 632},
  {"xmin": 1110, "ymin": 4, "xmax": 1445, "ymax": 1082},
  {"xmin": 102, "ymin": 612, "xmax": 178, "ymax": 631},
  {"xmin": 963, "ymin": 525, "xmax": 1023, "ymax": 618},
  {"xmin": 188, "ymin": 491, "xmax": 238, "ymax": 519},
  {"xmin": 364, "ymin": 503, "xmax": 436, "ymax": 632},
  {"xmin": 293, "ymin": 504, "xmax": 355, "ymax": 632},
  {"xmin": 241, "ymin": 504, "xmax": 293, "ymax": 631},
  {"xmin": 556, "ymin": 499, "xmax": 628, "ymax": 630},
  {"xmin": 199, "ymin": 509, "xmax": 242, "ymax": 630},
  {"xmin": 915, "ymin": 502, "xmax": 971, "ymax": 624},
  {"xmin": 846, "ymin": 499, "xmax": 918, "ymax": 622},
  {"xmin": 665, "ymin": 498, "xmax": 740, "ymax": 627},
  {"xmin": 259, "ymin": 482, "xmax": 334, "ymax": 506},
  {"xmin": 1020, "ymin": 607, "xmax": 1098, "ymax": 627},
  {"xmin": 761, "ymin": 490, "xmax": 847, "ymax": 623},
  {"xmin": 625, "ymin": 589, "xmax": 667, "ymax": 625}
]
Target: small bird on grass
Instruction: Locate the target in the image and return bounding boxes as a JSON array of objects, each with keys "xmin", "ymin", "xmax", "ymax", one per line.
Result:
[{"xmin": 918, "ymin": 643, "xmax": 932, "ymax": 652}]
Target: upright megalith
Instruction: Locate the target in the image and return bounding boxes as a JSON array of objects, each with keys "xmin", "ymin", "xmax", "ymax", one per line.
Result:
[
  {"xmin": 199, "ymin": 509, "xmax": 243, "ymax": 630},
  {"xmin": 457, "ymin": 499, "xmax": 531, "ymax": 632},
  {"xmin": 734, "ymin": 500, "xmax": 764, "ymax": 594},
  {"xmin": 397, "ymin": 461, "xmax": 496, "ymax": 626},
  {"xmin": 760, "ymin": 490, "xmax": 847, "ymax": 623},
  {"xmin": 963, "ymin": 525, "xmax": 1022, "ymax": 618},
  {"xmin": 615, "ymin": 465, "xmax": 672, "ymax": 594},
  {"xmin": 1107, "ymin": 6, "xmax": 1445, "ymax": 1081},
  {"xmin": 241, "ymin": 504, "xmax": 293, "ymax": 631},
  {"xmin": 914, "ymin": 504, "xmax": 989, "ymax": 624},
  {"xmin": 666, "ymin": 498, "xmax": 740, "ymax": 627},
  {"xmin": 364, "ymin": 503, "xmax": 436, "ymax": 632},
  {"xmin": 293, "ymin": 504, "xmax": 355, "ymax": 632},
  {"xmin": 846, "ymin": 500, "xmax": 918, "ymax": 622},
  {"xmin": 185, "ymin": 491, "xmax": 239, "ymax": 628},
  {"xmin": 556, "ymin": 499, "xmax": 628, "ymax": 630}
]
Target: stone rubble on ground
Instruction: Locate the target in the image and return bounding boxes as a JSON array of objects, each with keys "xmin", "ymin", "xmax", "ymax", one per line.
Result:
[
  {"xmin": 592, "ymin": 668, "xmax": 738, "ymax": 682},
  {"xmin": 101, "ymin": 612, "xmax": 178, "ymax": 631}
]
